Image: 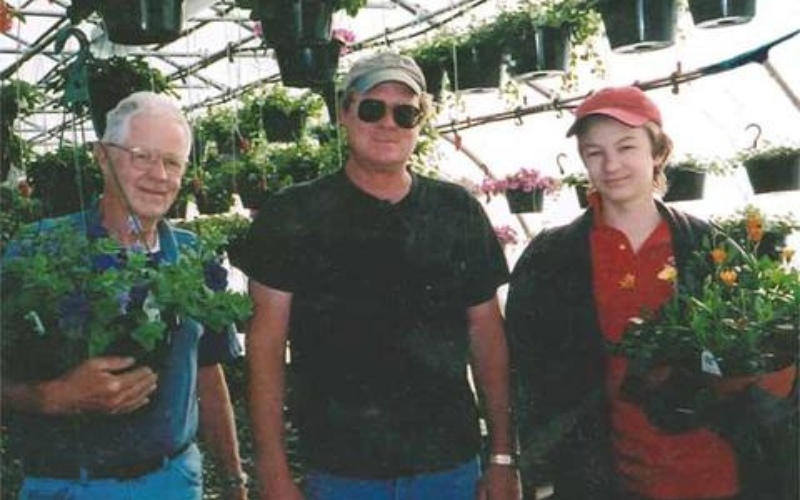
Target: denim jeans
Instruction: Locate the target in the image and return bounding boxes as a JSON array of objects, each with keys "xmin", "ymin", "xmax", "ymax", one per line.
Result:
[
  {"xmin": 17, "ymin": 444, "xmax": 202, "ymax": 500},
  {"xmin": 304, "ymin": 457, "xmax": 480, "ymax": 500}
]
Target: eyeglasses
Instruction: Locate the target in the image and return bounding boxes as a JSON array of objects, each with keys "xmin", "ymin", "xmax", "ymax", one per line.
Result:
[
  {"xmin": 356, "ymin": 99, "xmax": 423, "ymax": 129},
  {"xmin": 102, "ymin": 142, "xmax": 187, "ymax": 174}
]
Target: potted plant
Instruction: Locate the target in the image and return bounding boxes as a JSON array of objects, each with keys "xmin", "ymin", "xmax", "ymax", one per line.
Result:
[
  {"xmin": 711, "ymin": 205, "xmax": 799, "ymax": 261},
  {"xmin": 244, "ymin": 86, "xmax": 323, "ymax": 143},
  {"xmin": 738, "ymin": 144, "xmax": 800, "ymax": 194},
  {"xmin": 558, "ymin": 171, "xmax": 591, "ymax": 208},
  {"xmin": 449, "ymin": 22, "xmax": 505, "ymax": 91},
  {"xmin": 688, "ymin": 0, "xmax": 757, "ymax": 28},
  {"xmin": 495, "ymin": 0, "xmax": 602, "ymax": 83},
  {"xmin": 1, "ymin": 223, "xmax": 252, "ymax": 380},
  {"xmin": 193, "ymin": 107, "xmax": 245, "ymax": 158},
  {"xmin": 66, "ymin": 0, "xmax": 185, "ymax": 45},
  {"xmin": 480, "ymin": 168, "xmax": 560, "ymax": 213},
  {"xmin": 274, "ymin": 39, "xmax": 344, "ymax": 88},
  {"xmin": 25, "ymin": 145, "xmax": 103, "ymax": 218},
  {"xmin": 596, "ymin": 0, "xmax": 677, "ymax": 52},
  {"xmin": 405, "ymin": 33, "xmax": 457, "ymax": 101},
  {"xmin": 189, "ymin": 162, "xmax": 235, "ymax": 215},
  {"xmin": 661, "ymin": 155, "xmax": 730, "ymax": 202},
  {"xmin": 231, "ymin": 139, "xmax": 273, "ymax": 210},
  {"xmin": 612, "ymin": 230, "xmax": 799, "ymax": 430},
  {"xmin": 1, "ymin": 80, "xmax": 42, "ymax": 181},
  {"xmin": 0, "ymin": 181, "xmax": 42, "ymax": 254}
]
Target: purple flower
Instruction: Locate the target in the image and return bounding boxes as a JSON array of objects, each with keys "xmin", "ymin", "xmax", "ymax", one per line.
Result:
[
  {"xmin": 204, "ymin": 260, "xmax": 229, "ymax": 292},
  {"xmin": 58, "ymin": 293, "xmax": 92, "ymax": 333}
]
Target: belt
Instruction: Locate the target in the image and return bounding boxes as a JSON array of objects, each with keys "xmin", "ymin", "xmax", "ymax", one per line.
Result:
[{"xmin": 24, "ymin": 441, "xmax": 192, "ymax": 481}]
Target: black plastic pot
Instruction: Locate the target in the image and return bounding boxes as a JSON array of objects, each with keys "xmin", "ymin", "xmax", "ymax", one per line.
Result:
[
  {"xmin": 744, "ymin": 152, "xmax": 800, "ymax": 194},
  {"xmin": 689, "ymin": 0, "xmax": 756, "ymax": 28},
  {"xmin": 99, "ymin": 0, "xmax": 185, "ymax": 45},
  {"xmin": 506, "ymin": 188, "xmax": 544, "ymax": 214},
  {"xmin": 598, "ymin": 0, "xmax": 677, "ymax": 53},
  {"xmin": 663, "ymin": 168, "xmax": 706, "ymax": 202},
  {"xmin": 275, "ymin": 41, "xmax": 342, "ymax": 88},
  {"xmin": 261, "ymin": 108, "xmax": 307, "ymax": 142},
  {"xmin": 257, "ymin": 0, "xmax": 334, "ymax": 46},
  {"xmin": 506, "ymin": 25, "xmax": 571, "ymax": 79},
  {"xmin": 575, "ymin": 185, "xmax": 589, "ymax": 208},
  {"xmin": 448, "ymin": 42, "xmax": 503, "ymax": 91},
  {"xmin": 415, "ymin": 59, "xmax": 446, "ymax": 101}
]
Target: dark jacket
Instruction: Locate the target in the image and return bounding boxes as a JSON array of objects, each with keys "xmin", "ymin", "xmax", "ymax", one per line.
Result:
[{"xmin": 506, "ymin": 202, "xmax": 775, "ymax": 500}]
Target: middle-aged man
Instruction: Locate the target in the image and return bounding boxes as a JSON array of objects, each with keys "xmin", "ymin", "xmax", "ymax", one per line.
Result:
[
  {"xmin": 2, "ymin": 91, "xmax": 249, "ymax": 500},
  {"xmin": 230, "ymin": 52, "xmax": 520, "ymax": 500}
]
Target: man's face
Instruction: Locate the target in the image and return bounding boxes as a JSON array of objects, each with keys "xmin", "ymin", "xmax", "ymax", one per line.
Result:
[
  {"xmin": 99, "ymin": 113, "xmax": 189, "ymax": 220},
  {"xmin": 340, "ymin": 82, "xmax": 422, "ymax": 172}
]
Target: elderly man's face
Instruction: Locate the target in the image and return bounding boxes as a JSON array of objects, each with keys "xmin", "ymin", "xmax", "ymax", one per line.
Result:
[
  {"xmin": 341, "ymin": 82, "xmax": 421, "ymax": 172},
  {"xmin": 100, "ymin": 113, "xmax": 189, "ymax": 220}
]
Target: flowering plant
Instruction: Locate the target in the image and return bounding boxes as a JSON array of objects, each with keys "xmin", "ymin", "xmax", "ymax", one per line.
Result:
[
  {"xmin": 616, "ymin": 229, "xmax": 799, "ymax": 379},
  {"xmin": 332, "ymin": 28, "xmax": 356, "ymax": 54},
  {"xmin": 1, "ymin": 223, "xmax": 252, "ymax": 376},
  {"xmin": 493, "ymin": 225, "xmax": 520, "ymax": 247},
  {"xmin": 711, "ymin": 205, "xmax": 799, "ymax": 261},
  {"xmin": 480, "ymin": 168, "xmax": 560, "ymax": 197}
]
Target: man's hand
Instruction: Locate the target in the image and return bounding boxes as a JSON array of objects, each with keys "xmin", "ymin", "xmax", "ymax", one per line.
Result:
[
  {"xmin": 476, "ymin": 464, "xmax": 522, "ymax": 500},
  {"xmin": 43, "ymin": 356, "xmax": 157, "ymax": 415}
]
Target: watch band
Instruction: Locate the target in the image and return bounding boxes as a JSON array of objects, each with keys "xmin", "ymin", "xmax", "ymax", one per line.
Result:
[{"xmin": 488, "ymin": 453, "xmax": 518, "ymax": 467}]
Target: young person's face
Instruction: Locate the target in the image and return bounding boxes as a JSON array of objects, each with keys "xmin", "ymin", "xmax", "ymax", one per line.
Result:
[{"xmin": 577, "ymin": 116, "xmax": 658, "ymax": 208}]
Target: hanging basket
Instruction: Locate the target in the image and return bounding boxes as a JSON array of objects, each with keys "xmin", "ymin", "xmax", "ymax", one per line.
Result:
[
  {"xmin": 261, "ymin": 108, "xmax": 308, "ymax": 142},
  {"xmin": 575, "ymin": 185, "xmax": 589, "ymax": 208},
  {"xmin": 663, "ymin": 168, "xmax": 706, "ymax": 202},
  {"xmin": 99, "ymin": 0, "xmax": 185, "ymax": 45},
  {"xmin": 688, "ymin": 0, "xmax": 756, "ymax": 28},
  {"xmin": 598, "ymin": 0, "xmax": 677, "ymax": 53},
  {"xmin": 257, "ymin": 0, "xmax": 334, "ymax": 46},
  {"xmin": 506, "ymin": 188, "xmax": 544, "ymax": 214},
  {"xmin": 744, "ymin": 151, "xmax": 800, "ymax": 194},
  {"xmin": 275, "ymin": 41, "xmax": 342, "ymax": 88},
  {"xmin": 415, "ymin": 59, "xmax": 445, "ymax": 101},
  {"xmin": 506, "ymin": 25, "xmax": 571, "ymax": 80},
  {"xmin": 448, "ymin": 42, "xmax": 503, "ymax": 92}
]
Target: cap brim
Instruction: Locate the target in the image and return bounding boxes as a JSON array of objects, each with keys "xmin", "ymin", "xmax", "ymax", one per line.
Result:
[
  {"xmin": 566, "ymin": 108, "xmax": 652, "ymax": 137},
  {"xmin": 352, "ymin": 69, "xmax": 423, "ymax": 95}
]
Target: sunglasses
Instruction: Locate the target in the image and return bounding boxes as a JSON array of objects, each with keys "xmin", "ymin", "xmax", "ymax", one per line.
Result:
[{"xmin": 357, "ymin": 99, "xmax": 423, "ymax": 129}]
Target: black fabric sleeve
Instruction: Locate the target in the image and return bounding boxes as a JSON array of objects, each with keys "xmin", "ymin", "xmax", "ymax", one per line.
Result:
[
  {"xmin": 197, "ymin": 323, "xmax": 243, "ymax": 367},
  {"xmin": 461, "ymin": 195, "xmax": 509, "ymax": 306}
]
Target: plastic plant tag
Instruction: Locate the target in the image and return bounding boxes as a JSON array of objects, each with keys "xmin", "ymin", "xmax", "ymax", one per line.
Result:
[{"xmin": 701, "ymin": 349, "xmax": 722, "ymax": 376}]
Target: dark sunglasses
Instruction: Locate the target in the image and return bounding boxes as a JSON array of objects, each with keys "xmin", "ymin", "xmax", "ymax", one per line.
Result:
[{"xmin": 357, "ymin": 99, "xmax": 422, "ymax": 129}]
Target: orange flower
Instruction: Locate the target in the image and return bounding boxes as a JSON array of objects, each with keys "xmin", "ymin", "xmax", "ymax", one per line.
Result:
[
  {"xmin": 657, "ymin": 264, "xmax": 677, "ymax": 283},
  {"xmin": 711, "ymin": 248, "xmax": 727, "ymax": 265},
  {"xmin": 0, "ymin": 2, "xmax": 13, "ymax": 33},
  {"xmin": 619, "ymin": 273, "xmax": 636, "ymax": 290},
  {"xmin": 719, "ymin": 269, "xmax": 738, "ymax": 287},
  {"xmin": 745, "ymin": 213, "xmax": 764, "ymax": 243}
]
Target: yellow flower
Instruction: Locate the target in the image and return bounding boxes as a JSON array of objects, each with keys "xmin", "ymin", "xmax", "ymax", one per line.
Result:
[
  {"xmin": 719, "ymin": 269, "xmax": 738, "ymax": 287},
  {"xmin": 745, "ymin": 213, "xmax": 764, "ymax": 243},
  {"xmin": 657, "ymin": 264, "xmax": 677, "ymax": 283},
  {"xmin": 711, "ymin": 248, "xmax": 727, "ymax": 265},
  {"xmin": 619, "ymin": 273, "xmax": 636, "ymax": 290},
  {"xmin": 782, "ymin": 247, "xmax": 795, "ymax": 263}
]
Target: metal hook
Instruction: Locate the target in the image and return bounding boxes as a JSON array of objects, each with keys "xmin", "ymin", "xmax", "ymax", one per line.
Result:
[
  {"xmin": 54, "ymin": 26, "xmax": 90, "ymax": 56},
  {"xmin": 745, "ymin": 123, "xmax": 762, "ymax": 149},
  {"xmin": 513, "ymin": 107, "xmax": 524, "ymax": 126},
  {"xmin": 556, "ymin": 153, "xmax": 568, "ymax": 175}
]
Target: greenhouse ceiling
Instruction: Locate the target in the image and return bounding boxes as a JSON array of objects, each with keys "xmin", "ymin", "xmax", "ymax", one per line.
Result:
[{"xmin": 2, "ymin": 0, "xmax": 799, "ymax": 173}]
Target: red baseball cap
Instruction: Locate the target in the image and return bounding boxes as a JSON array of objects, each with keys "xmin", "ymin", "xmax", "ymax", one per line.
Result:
[{"xmin": 566, "ymin": 86, "xmax": 662, "ymax": 137}]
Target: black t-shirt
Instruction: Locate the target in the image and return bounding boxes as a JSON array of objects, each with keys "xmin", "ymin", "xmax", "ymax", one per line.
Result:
[{"xmin": 231, "ymin": 169, "xmax": 509, "ymax": 478}]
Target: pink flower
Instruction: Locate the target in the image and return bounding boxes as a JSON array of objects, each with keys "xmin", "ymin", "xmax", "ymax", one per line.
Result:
[
  {"xmin": 494, "ymin": 225, "xmax": 519, "ymax": 247},
  {"xmin": 332, "ymin": 28, "xmax": 356, "ymax": 54},
  {"xmin": 480, "ymin": 168, "xmax": 559, "ymax": 197}
]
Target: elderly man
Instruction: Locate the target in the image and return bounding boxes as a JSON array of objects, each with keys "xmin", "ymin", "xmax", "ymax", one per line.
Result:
[
  {"xmin": 231, "ymin": 52, "xmax": 520, "ymax": 500},
  {"xmin": 2, "ymin": 91, "xmax": 248, "ymax": 500}
]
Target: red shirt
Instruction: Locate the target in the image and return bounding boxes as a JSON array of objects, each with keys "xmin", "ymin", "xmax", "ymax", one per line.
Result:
[{"xmin": 590, "ymin": 199, "xmax": 739, "ymax": 499}]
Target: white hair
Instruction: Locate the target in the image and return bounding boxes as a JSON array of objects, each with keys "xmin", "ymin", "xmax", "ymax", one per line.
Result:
[{"xmin": 102, "ymin": 91, "xmax": 192, "ymax": 156}]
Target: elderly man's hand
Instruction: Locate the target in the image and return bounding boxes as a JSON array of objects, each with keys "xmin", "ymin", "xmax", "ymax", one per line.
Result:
[{"xmin": 43, "ymin": 356, "xmax": 158, "ymax": 415}]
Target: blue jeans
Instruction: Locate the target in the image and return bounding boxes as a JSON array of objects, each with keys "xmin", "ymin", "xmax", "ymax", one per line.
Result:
[
  {"xmin": 304, "ymin": 457, "xmax": 480, "ymax": 500},
  {"xmin": 17, "ymin": 444, "xmax": 202, "ymax": 500}
]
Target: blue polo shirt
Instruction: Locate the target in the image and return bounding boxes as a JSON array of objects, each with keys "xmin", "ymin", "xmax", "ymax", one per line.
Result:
[{"xmin": 2, "ymin": 207, "xmax": 242, "ymax": 469}]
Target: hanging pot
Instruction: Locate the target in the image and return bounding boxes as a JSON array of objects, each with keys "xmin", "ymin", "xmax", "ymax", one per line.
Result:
[
  {"xmin": 257, "ymin": 0, "xmax": 334, "ymax": 47},
  {"xmin": 275, "ymin": 40, "xmax": 342, "ymax": 88},
  {"xmin": 448, "ymin": 41, "xmax": 503, "ymax": 92},
  {"xmin": 99, "ymin": 0, "xmax": 185, "ymax": 45},
  {"xmin": 261, "ymin": 108, "xmax": 307, "ymax": 142},
  {"xmin": 597, "ymin": 0, "xmax": 677, "ymax": 53},
  {"xmin": 506, "ymin": 24, "xmax": 571, "ymax": 79},
  {"xmin": 688, "ymin": 0, "xmax": 756, "ymax": 28},
  {"xmin": 744, "ymin": 150, "xmax": 800, "ymax": 194},
  {"xmin": 575, "ymin": 185, "xmax": 589, "ymax": 208},
  {"xmin": 663, "ymin": 168, "xmax": 706, "ymax": 202},
  {"xmin": 506, "ymin": 188, "xmax": 544, "ymax": 214},
  {"xmin": 415, "ymin": 59, "xmax": 445, "ymax": 101}
]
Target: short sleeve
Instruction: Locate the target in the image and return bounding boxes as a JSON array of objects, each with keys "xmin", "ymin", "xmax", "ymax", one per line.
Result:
[
  {"xmin": 461, "ymin": 195, "xmax": 510, "ymax": 306},
  {"xmin": 227, "ymin": 192, "xmax": 308, "ymax": 292}
]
